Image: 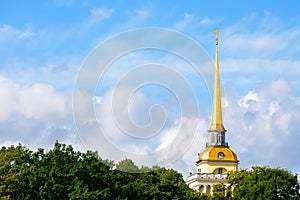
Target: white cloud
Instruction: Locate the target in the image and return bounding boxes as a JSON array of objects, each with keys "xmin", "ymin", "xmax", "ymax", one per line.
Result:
[
  {"xmin": 238, "ymin": 90, "xmax": 259, "ymax": 109},
  {"xmin": 0, "ymin": 76, "xmax": 69, "ymax": 122},
  {"xmin": 172, "ymin": 14, "xmax": 221, "ymax": 31},
  {"xmin": 164, "ymin": 78, "xmax": 300, "ymax": 177},
  {"xmin": 0, "ymin": 77, "xmax": 20, "ymax": 120},
  {"xmin": 1, "ymin": 74, "xmax": 300, "ymax": 177},
  {"xmin": 222, "ymin": 13, "xmax": 300, "ymax": 59},
  {"xmin": 73, "ymin": 84, "xmax": 206, "ymax": 168},
  {"xmin": 135, "ymin": 9, "xmax": 151, "ymax": 19},
  {"xmin": 220, "ymin": 58, "xmax": 300, "ymax": 96},
  {"xmin": 0, "ymin": 24, "xmax": 19, "ymax": 35},
  {"xmin": 90, "ymin": 8, "xmax": 114, "ymax": 23},
  {"xmin": 0, "ymin": 24, "xmax": 36, "ymax": 40},
  {"xmin": 19, "ymin": 83, "xmax": 68, "ymax": 120},
  {"xmin": 1, "ymin": 62, "xmax": 79, "ymax": 90},
  {"xmin": 117, "ymin": 8, "xmax": 152, "ymax": 31},
  {"xmin": 159, "ymin": 117, "xmax": 208, "ymax": 174},
  {"xmin": 173, "ymin": 13, "xmax": 195, "ymax": 30},
  {"xmin": 94, "ymin": 86, "xmax": 171, "ymax": 153},
  {"xmin": 0, "ymin": 76, "xmax": 76, "ymax": 150},
  {"xmin": 199, "ymin": 17, "xmax": 219, "ymax": 26},
  {"xmin": 20, "ymin": 24, "xmax": 36, "ymax": 38},
  {"xmin": 223, "ymin": 78, "xmax": 300, "ymax": 172}
]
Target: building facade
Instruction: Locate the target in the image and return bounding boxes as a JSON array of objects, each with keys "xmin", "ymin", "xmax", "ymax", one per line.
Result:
[{"xmin": 186, "ymin": 30, "xmax": 239, "ymax": 195}]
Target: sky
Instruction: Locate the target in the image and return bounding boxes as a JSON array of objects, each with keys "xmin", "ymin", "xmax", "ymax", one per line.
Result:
[{"xmin": 1, "ymin": 0, "xmax": 300, "ymax": 177}]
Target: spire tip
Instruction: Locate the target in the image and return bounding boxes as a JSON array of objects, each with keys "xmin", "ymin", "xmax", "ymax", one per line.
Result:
[
  {"xmin": 214, "ymin": 29, "xmax": 219, "ymax": 46},
  {"xmin": 213, "ymin": 29, "xmax": 220, "ymax": 36}
]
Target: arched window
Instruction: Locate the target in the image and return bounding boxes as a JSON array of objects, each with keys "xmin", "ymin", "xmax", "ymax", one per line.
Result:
[
  {"xmin": 218, "ymin": 168, "xmax": 223, "ymax": 174},
  {"xmin": 213, "ymin": 167, "xmax": 227, "ymax": 174},
  {"xmin": 199, "ymin": 185, "xmax": 204, "ymax": 192},
  {"xmin": 206, "ymin": 185, "xmax": 211, "ymax": 194}
]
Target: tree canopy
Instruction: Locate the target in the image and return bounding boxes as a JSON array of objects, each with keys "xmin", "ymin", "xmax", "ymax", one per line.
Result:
[
  {"xmin": 227, "ymin": 166, "xmax": 300, "ymax": 200},
  {"xmin": 0, "ymin": 142, "xmax": 200, "ymax": 199},
  {"xmin": 0, "ymin": 142, "xmax": 299, "ymax": 200}
]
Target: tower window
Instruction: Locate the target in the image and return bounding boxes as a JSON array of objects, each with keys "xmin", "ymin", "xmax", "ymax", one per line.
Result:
[
  {"xmin": 217, "ymin": 134, "xmax": 221, "ymax": 144},
  {"xmin": 218, "ymin": 168, "xmax": 223, "ymax": 174},
  {"xmin": 218, "ymin": 152, "xmax": 225, "ymax": 159}
]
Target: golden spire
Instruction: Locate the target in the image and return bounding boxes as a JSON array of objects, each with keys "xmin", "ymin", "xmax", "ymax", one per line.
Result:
[{"xmin": 209, "ymin": 29, "xmax": 225, "ymax": 131}]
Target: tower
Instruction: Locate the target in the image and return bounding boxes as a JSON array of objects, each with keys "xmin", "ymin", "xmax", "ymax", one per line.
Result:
[{"xmin": 186, "ymin": 30, "xmax": 239, "ymax": 195}]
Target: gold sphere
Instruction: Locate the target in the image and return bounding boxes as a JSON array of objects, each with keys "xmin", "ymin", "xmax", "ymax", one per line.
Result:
[{"xmin": 213, "ymin": 29, "xmax": 220, "ymax": 35}]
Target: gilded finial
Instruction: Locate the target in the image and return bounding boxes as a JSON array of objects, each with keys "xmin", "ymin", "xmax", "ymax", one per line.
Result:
[
  {"xmin": 213, "ymin": 29, "xmax": 220, "ymax": 36},
  {"xmin": 213, "ymin": 29, "xmax": 219, "ymax": 46}
]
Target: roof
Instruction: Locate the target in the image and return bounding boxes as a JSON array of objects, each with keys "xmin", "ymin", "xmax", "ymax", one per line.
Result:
[{"xmin": 197, "ymin": 146, "xmax": 239, "ymax": 163}]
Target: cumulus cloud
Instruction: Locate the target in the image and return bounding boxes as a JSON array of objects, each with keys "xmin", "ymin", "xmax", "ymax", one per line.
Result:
[
  {"xmin": 0, "ymin": 76, "xmax": 68, "ymax": 121},
  {"xmin": 19, "ymin": 84, "xmax": 68, "ymax": 120},
  {"xmin": 72, "ymin": 83, "xmax": 206, "ymax": 169},
  {"xmin": 223, "ymin": 78, "xmax": 300, "ymax": 173},
  {"xmin": 1, "ymin": 74, "xmax": 299, "ymax": 177},
  {"xmin": 157, "ymin": 117, "xmax": 209, "ymax": 174},
  {"xmin": 166, "ymin": 78, "xmax": 300, "ymax": 177},
  {"xmin": 94, "ymin": 86, "xmax": 178, "ymax": 154},
  {"xmin": 0, "ymin": 76, "xmax": 78, "ymax": 150}
]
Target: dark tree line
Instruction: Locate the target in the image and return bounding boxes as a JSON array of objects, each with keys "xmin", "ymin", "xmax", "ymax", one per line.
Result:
[
  {"xmin": 0, "ymin": 142, "xmax": 299, "ymax": 199},
  {"xmin": 0, "ymin": 142, "xmax": 200, "ymax": 199}
]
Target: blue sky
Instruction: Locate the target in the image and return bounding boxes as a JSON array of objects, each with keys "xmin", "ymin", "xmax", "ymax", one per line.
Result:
[{"xmin": 1, "ymin": 1, "xmax": 300, "ymax": 177}]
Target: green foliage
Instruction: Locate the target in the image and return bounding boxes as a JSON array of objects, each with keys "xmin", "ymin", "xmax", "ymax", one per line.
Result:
[
  {"xmin": 0, "ymin": 142, "xmax": 198, "ymax": 199},
  {"xmin": 2, "ymin": 142, "xmax": 298, "ymax": 200},
  {"xmin": 136, "ymin": 167, "xmax": 194, "ymax": 199},
  {"xmin": 116, "ymin": 157, "xmax": 139, "ymax": 173},
  {"xmin": 0, "ymin": 144, "xmax": 32, "ymax": 199},
  {"xmin": 211, "ymin": 183, "xmax": 226, "ymax": 200},
  {"xmin": 227, "ymin": 166, "xmax": 300, "ymax": 200}
]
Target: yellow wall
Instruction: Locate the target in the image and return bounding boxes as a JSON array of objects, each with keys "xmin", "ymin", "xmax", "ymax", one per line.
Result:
[{"xmin": 197, "ymin": 161, "xmax": 238, "ymax": 174}]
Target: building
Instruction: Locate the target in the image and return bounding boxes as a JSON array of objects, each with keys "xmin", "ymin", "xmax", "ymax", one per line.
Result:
[{"xmin": 186, "ymin": 30, "xmax": 239, "ymax": 195}]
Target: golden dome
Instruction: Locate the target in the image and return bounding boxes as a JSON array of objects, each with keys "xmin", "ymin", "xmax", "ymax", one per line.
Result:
[{"xmin": 197, "ymin": 146, "xmax": 238, "ymax": 163}]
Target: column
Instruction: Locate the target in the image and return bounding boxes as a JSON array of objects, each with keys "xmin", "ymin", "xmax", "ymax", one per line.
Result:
[{"xmin": 210, "ymin": 185, "xmax": 214, "ymax": 195}]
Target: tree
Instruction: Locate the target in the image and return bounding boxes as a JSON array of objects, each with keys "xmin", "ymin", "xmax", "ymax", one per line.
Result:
[
  {"xmin": 68, "ymin": 150, "xmax": 114, "ymax": 199},
  {"xmin": 116, "ymin": 158, "xmax": 140, "ymax": 173},
  {"xmin": 29, "ymin": 142, "xmax": 83, "ymax": 199},
  {"xmin": 227, "ymin": 166, "xmax": 300, "ymax": 200},
  {"xmin": 136, "ymin": 167, "xmax": 199, "ymax": 200},
  {"xmin": 210, "ymin": 183, "xmax": 226, "ymax": 200},
  {"xmin": 11, "ymin": 142, "xmax": 300, "ymax": 200},
  {"xmin": 29, "ymin": 142, "xmax": 114, "ymax": 199},
  {"xmin": 0, "ymin": 144, "xmax": 33, "ymax": 199}
]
